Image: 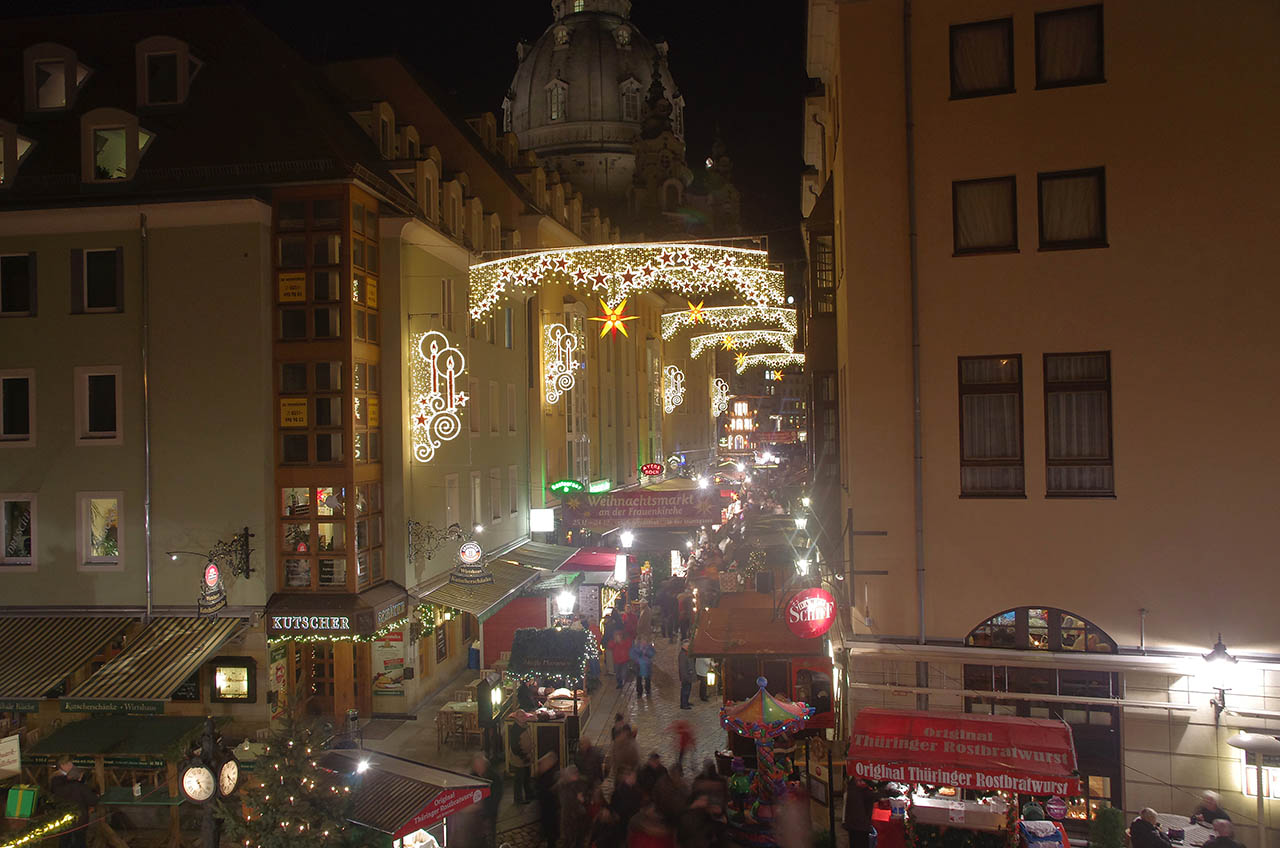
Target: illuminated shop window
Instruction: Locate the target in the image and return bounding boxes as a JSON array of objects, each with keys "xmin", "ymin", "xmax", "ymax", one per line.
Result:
[{"xmin": 211, "ymin": 658, "xmax": 256, "ymax": 703}]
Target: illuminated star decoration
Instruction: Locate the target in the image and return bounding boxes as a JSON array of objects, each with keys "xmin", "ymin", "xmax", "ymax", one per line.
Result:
[
  {"xmin": 721, "ymin": 335, "xmax": 737, "ymax": 351},
  {"xmin": 687, "ymin": 300, "xmax": 706, "ymax": 324},
  {"xmin": 589, "ymin": 298, "xmax": 639, "ymax": 339},
  {"xmin": 735, "ymin": 352, "xmax": 746, "ymax": 369}
]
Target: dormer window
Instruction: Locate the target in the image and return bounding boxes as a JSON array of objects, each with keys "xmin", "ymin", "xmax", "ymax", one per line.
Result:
[
  {"xmin": 81, "ymin": 108, "xmax": 153, "ymax": 183},
  {"xmin": 547, "ymin": 80, "xmax": 569, "ymax": 122},
  {"xmin": 136, "ymin": 37, "xmax": 201, "ymax": 107},
  {"xmin": 502, "ymin": 98, "xmax": 512, "ymax": 133},
  {"xmin": 620, "ymin": 79, "xmax": 642, "ymax": 122},
  {"xmin": 0, "ymin": 122, "xmax": 36, "ymax": 188},
  {"xmin": 24, "ymin": 44, "xmax": 91, "ymax": 112}
]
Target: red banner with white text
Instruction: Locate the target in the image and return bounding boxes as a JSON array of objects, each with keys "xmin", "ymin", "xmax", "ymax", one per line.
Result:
[{"xmin": 562, "ymin": 490, "xmax": 721, "ymax": 528}]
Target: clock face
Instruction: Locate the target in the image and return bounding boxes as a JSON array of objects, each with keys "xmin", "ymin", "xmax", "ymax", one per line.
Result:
[
  {"xmin": 218, "ymin": 759, "xmax": 239, "ymax": 797},
  {"xmin": 181, "ymin": 765, "xmax": 216, "ymax": 802}
]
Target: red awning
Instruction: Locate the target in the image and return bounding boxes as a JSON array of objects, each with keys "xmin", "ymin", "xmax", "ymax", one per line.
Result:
[
  {"xmin": 558, "ymin": 548, "xmax": 634, "ymax": 572},
  {"xmin": 846, "ymin": 708, "xmax": 1080, "ymax": 796}
]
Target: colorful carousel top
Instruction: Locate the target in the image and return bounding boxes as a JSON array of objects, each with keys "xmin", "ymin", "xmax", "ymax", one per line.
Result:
[{"xmin": 721, "ymin": 676, "xmax": 814, "ymax": 740}]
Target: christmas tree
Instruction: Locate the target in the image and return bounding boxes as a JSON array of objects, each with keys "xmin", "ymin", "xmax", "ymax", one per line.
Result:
[{"xmin": 219, "ymin": 716, "xmax": 360, "ymax": 848}]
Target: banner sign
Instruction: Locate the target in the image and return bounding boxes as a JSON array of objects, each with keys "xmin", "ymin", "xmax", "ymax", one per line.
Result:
[
  {"xmin": 785, "ymin": 588, "xmax": 836, "ymax": 639},
  {"xmin": 372, "ymin": 632, "xmax": 406, "ymax": 695},
  {"xmin": 61, "ymin": 699, "xmax": 165, "ymax": 715},
  {"xmin": 846, "ymin": 708, "xmax": 1081, "ymax": 796},
  {"xmin": 393, "ymin": 786, "xmax": 490, "ymax": 840},
  {"xmin": 0, "ymin": 699, "xmax": 39, "ymax": 713},
  {"xmin": 562, "ymin": 490, "xmax": 720, "ymax": 529}
]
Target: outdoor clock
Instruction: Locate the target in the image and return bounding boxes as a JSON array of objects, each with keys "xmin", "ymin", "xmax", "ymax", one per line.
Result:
[
  {"xmin": 217, "ymin": 757, "xmax": 240, "ymax": 797},
  {"xmin": 179, "ymin": 761, "xmax": 216, "ymax": 802}
]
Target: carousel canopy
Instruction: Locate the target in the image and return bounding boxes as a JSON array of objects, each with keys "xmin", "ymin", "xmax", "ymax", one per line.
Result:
[{"xmin": 721, "ymin": 676, "xmax": 813, "ymax": 739}]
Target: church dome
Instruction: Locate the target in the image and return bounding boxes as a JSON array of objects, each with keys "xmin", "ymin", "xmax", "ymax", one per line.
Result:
[{"xmin": 506, "ymin": 0, "xmax": 684, "ymax": 217}]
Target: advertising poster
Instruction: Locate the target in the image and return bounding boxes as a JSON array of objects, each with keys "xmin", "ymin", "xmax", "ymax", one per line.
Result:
[
  {"xmin": 372, "ymin": 632, "xmax": 406, "ymax": 695},
  {"xmin": 0, "ymin": 734, "xmax": 19, "ymax": 781},
  {"xmin": 268, "ymin": 642, "xmax": 288, "ymax": 721}
]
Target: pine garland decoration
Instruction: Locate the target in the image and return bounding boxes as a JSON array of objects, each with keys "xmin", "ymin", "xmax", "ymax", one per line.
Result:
[{"xmin": 217, "ymin": 716, "xmax": 358, "ymax": 848}]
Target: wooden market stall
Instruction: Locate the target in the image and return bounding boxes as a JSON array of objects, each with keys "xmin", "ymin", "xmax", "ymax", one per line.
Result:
[{"xmin": 501, "ymin": 628, "xmax": 593, "ymax": 774}]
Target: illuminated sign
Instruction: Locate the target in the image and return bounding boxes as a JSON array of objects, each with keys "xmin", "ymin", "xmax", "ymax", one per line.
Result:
[
  {"xmin": 641, "ymin": 463, "xmax": 664, "ymax": 477},
  {"xmin": 588, "ymin": 479, "xmax": 612, "ymax": 494},
  {"xmin": 410, "ymin": 331, "xmax": 469, "ymax": 464},
  {"xmin": 550, "ymin": 479, "xmax": 585, "ymax": 494},
  {"xmin": 458, "ymin": 541, "xmax": 484, "ymax": 565},
  {"xmin": 785, "ymin": 588, "xmax": 837, "ymax": 639}
]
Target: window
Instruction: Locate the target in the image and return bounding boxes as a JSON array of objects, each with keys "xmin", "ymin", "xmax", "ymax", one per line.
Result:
[
  {"xmin": 950, "ymin": 18, "xmax": 1014, "ymax": 99},
  {"xmin": 547, "ymin": 81, "xmax": 568, "ymax": 122},
  {"xmin": 1036, "ymin": 5, "xmax": 1104, "ymax": 89},
  {"xmin": 502, "ymin": 98, "xmax": 512, "ymax": 133},
  {"xmin": 441, "ymin": 278, "xmax": 456, "ymax": 331},
  {"xmin": 0, "ymin": 254, "xmax": 36, "ymax": 315},
  {"xmin": 1, "ymin": 371, "xmax": 34, "ymax": 444},
  {"xmin": 81, "ymin": 109, "xmax": 153, "ymax": 183},
  {"xmin": 72, "ymin": 248, "xmax": 123, "ymax": 313},
  {"xmin": 490, "ymin": 468, "xmax": 502, "ymax": 522},
  {"xmin": 620, "ymin": 80, "xmax": 641, "ymax": 121},
  {"xmin": 445, "ymin": 474, "xmax": 460, "ymax": 529},
  {"xmin": 1044, "ymin": 352, "xmax": 1113, "ymax": 496},
  {"xmin": 504, "ymin": 307, "xmax": 514, "ymax": 348},
  {"xmin": 509, "ymin": 465, "xmax": 518, "ymax": 515},
  {"xmin": 953, "ymin": 176, "xmax": 1017, "ymax": 254},
  {"xmin": 145, "ymin": 53, "xmax": 179, "ymax": 104},
  {"xmin": 211, "ymin": 658, "xmax": 256, "ymax": 703},
  {"xmin": 489, "ymin": 382, "xmax": 500, "ymax": 434},
  {"xmin": 137, "ymin": 37, "xmax": 202, "ymax": 107},
  {"xmin": 25, "ymin": 45, "xmax": 91, "ymax": 111},
  {"xmin": 1038, "ymin": 167, "xmax": 1106, "ymax": 249},
  {"xmin": 76, "ymin": 366, "xmax": 122, "ymax": 444},
  {"xmin": 469, "ymin": 377, "xmax": 480, "ymax": 433},
  {"xmin": 966, "ymin": 607, "xmax": 1115, "ymax": 653},
  {"xmin": 0, "ymin": 125, "xmax": 37, "ymax": 188},
  {"xmin": 78, "ymin": 492, "xmax": 122, "ymax": 568},
  {"xmin": 507, "ymin": 383, "xmax": 517, "ymax": 433},
  {"xmin": 470, "ymin": 472, "xmax": 482, "ymax": 528},
  {"xmin": 811, "ymin": 235, "xmax": 834, "ymax": 313},
  {"xmin": 958, "ymin": 355, "xmax": 1024, "ymax": 496},
  {"xmin": 1, "ymin": 495, "xmax": 35, "ymax": 568}
]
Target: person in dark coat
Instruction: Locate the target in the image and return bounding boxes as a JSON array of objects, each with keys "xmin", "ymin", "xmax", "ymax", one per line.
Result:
[
  {"xmin": 535, "ymin": 752, "xmax": 561, "ymax": 848},
  {"xmin": 574, "ymin": 736, "xmax": 605, "ymax": 789},
  {"xmin": 1131, "ymin": 808, "xmax": 1174, "ymax": 848},
  {"xmin": 610, "ymin": 767, "xmax": 645, "ymax": 831},
  {"xmin": 637, "ymin": 753, "xmax": 668, "ymax": 798},
  {"xmin": 1194, "ymin": 792, "xmax": 1232, "ymax": 826},
  {"xmin": 1203, "ymin": 819, "xmax": 1246, "ymax": 848},
  {"xmin": 468, "ymin": 753, "xmax": 502, "ymax": 848},
  {"xmin": 50, "ymin": 757, "xmax": 98, "ymax": 848},
  {"xmin": 678, "ymin": 642, "xmax": 695, "ymax": 709},
  {"xmin": 843, "ymin": 778, "xmax": 880, "ymax": 848}
]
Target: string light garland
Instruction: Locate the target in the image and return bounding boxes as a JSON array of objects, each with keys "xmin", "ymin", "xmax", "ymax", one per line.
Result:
[
  {"xmin": 410, "ymin": 330, "xmax": 468, "ymax": 465},
  {"xmin": 543, "ymin": 322, "xmax": 582, "ymax": 404},
  {"xmin": 468, "ymin": 243, "xmax": 785, "ymax": 318},
  {"xmin": 588, "ymin": 298, "xmax": 639, "ymax": 339},
  {"xmin": 661, "ymin": 305, "xmax": 797, "ymax": 340},
  {"xmin": 0, "ymin": 812, "xmax": 77, "ymax": 848},
  {"xmin": 690, "ymin": 330, "xmax": 795, "ymax": 359},
  {"xmin": 711, "ymin": 378, "xmax": 730, "ymax": 417},
  {"xmin": 663, "ymin": 365, "xmax": 686, "ymax": 414},
  {"xmin": 735, "ymin": 353, "xmax": 806, "ymax": 374},
  {"xmin": 266, "ymin": 616, "xmax": 408, "ymax": 645}
]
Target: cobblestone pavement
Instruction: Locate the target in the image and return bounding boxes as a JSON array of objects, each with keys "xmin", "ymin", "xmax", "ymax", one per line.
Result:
[{"xmin": 495, "ymin": 820, "xmax": 542, "ymax": 847}]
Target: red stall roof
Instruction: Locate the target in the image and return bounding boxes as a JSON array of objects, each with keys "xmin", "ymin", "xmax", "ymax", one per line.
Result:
[
  {"xmin": 558, "ymin": 548, "xmax": 634, "ymax": 572},
  {"xmin": 846, "ymin": 708, "xmax": 1080, "ymax": 796}
]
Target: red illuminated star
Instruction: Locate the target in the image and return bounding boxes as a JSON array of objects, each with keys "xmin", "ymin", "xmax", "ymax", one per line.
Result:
[
  {"xmin": 589, "ymin": 298, "xmax": 640, "ymax": 339},
  {"xmin": 620, "ymin": 269, "xmax": 636, "ymax": 285}
]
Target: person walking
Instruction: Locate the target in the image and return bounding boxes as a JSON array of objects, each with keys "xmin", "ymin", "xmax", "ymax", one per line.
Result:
[
  {"xmin": 508, "ymin": 713, "xmax": 535, "ymax": 805},
  {"xmin": 695, "ymin": 655, "xmax": 711, "ymax": 701},
  {"xmin": 678, "ymin": 641, "xmax": 695, "ymax": 709},
  {"xmin": 468, "ymin": 753, "xmax": 502, "ymax": 848},
  {"xmin": 602, "ymin": 608, "xmax": 620, "ymax": 673},
  {"xmin": 676, "ymin": 588, "xmax": 694, "ymax": 641},
  {"xmin": 50, "ymin": 756, "xmax": 98, "ymax": 848},
  {"xmin": 611, "ymin": 630, "xmax": 634, "ymax": 690},
  {"xmin": 843, "ymin": 777, "xmax": 880, "ymax": 848},
  {"xmin": 535, "ymin": 753, "xmax": 561, "ymax": 848},
  {"xmin": 630, "ymin": 638, "xmax": 655, "ymax": 697}
]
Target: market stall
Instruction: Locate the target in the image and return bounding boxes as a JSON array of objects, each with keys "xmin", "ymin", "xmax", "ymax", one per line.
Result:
[
  {"xmin": 501, "ymin": 628, "xmax": 593, "ymax": 773},
  {"xmin": 317, "ymin": 748, "xmax": 489, "ymax": 848}
]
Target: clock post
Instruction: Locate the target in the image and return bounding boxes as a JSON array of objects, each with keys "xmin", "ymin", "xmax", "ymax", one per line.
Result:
[{"xmin": 177, "ymin": 716, "xmax": 239, "ymax": 848}]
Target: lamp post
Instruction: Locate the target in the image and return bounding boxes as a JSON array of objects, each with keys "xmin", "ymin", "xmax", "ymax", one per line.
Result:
[
  {"xmin": 1205, "ymin": 633, "xmax": 1238, "ymax": 723},
  {"xmin": 1228, "ymin": 732, "xmax": 1280, "ymax": 848}
]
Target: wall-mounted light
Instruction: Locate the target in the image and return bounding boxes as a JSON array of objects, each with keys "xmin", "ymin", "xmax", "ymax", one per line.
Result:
[{"xmin": 474, "ymin": 524, "xmax": 484, "ymax": 534}]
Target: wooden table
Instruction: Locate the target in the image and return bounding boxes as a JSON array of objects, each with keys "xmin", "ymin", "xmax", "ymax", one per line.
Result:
[
  {"xmin": 1156, "ymin": 813, "xmax": 1215, "ymax": 847},
  {"xmin": 438, "ymin": 701, "xmax": 480, "ymax": 746}
]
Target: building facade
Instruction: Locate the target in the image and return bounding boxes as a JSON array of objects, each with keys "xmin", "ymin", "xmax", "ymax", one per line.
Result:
[{"xmin": 804, "ymin": 0, "xmax": 1280, "ymax": 839}]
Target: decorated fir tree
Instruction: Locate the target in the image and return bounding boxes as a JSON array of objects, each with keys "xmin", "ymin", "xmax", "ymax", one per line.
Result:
[{"xmin": 219, "ymin": 716, "xmax": 357, "ymax": 848}]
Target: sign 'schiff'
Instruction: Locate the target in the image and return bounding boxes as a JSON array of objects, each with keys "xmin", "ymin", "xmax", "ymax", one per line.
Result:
[{"xmin": 786, "ymin": 588, "xmax": 837, "ymax": 639}]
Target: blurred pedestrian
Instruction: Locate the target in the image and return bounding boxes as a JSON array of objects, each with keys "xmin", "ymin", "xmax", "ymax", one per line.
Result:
[
  {"xmin": 558, "ymin": 765, "xmax": 589, "ymax": 848},
  {"xmin": 508, "ymin": 713, "xmax": 535, "ymax": 805},
  {"xmin": 50, "ymin": 756, "xmax": 97, "ymax": 848},
  {"xmin": 637, "ymin": 752, "xmax": 668, "ymax": 798},
  {"xmin": 468, "ymin": 753, "xmax": 502, "ymax": 848},
  {"xmin": 611, "ymin": 630, "xmax": 634, "ymax": 690},
  {"xmin": 611, "ymin": 719, "xmax": 640, "ymax": 777},
  {"xmin": 843, "ymin": 778, "xmax": 880, "ymax": 848},
  {"xmin": 535, "ymin": 752, "xmax": 560, "ymax": 848},
  {"xmin": 575, "ymin": 737, "xmax": 605, "ymax": 789},
  {"xmin": 776, "ymin": 785, "xmax": 814, "ymax": 848},
  {"xmin": 630, "ymin": 638, "xmax": 655, "ymax": 697},
  {"xmin": 666, "ymin": 719, "xmax": 695, "ymax": 774}
]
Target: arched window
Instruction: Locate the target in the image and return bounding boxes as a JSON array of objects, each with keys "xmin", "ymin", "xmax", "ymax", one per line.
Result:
[
  {"xmin": 966, "ymin": 606, "xmax": 1115, "ymax": 653},
  {"xmin": 547, "ymin": 81, "xmax": 568, "ymax": 122},
  {"xmin": 620, "ymin": 79, "xmax": 641, "ymax": 121}
]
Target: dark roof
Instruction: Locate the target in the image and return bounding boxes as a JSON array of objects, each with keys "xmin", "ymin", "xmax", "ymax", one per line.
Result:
[{"xmin": 0, "ymin": 6, "xmax": 413, "ymax": 210}]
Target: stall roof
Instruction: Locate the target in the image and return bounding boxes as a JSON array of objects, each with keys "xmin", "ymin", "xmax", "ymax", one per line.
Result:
[
  {"xmin": 28, "ymin": 715, "xmax": 205, "ymax": 756},
  {"xmin": 531, "ymin": 571, "xmax": 583, "ymax": 593},
  {"xmin": 558, "ymin": 548, "xmax": 632, "ymax": 572},
  {"xmin": 495, "ymin": 541, "xmax": 581, "ymax": 571},
  {"xmin": 0, "ymin": 617, "xmax": 132, "ymax": 703},
  {"xmin": 417, "ymin": 560, "xmax": 541, "ymax": 622},
  {"xmin": 64, "ymin": 616, "xmax": 241, "ymax": 705},
  {"xmin": 318, "ymin": 749, "xmax": 488, "ymax": 839},
  {"xmin": 846, "ymin": 708, "xmax": 1081, "ymax": 796},
  {"xmin": 689, "ymin": 593, "xmax": 827, "ymax": 658}
]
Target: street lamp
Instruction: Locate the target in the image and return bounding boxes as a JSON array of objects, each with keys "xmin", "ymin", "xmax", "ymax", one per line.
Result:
[
  {"xmin": 1206, "ymin": 633, "xmax": 1238, "ymax": 722},
  {"xmin": 801, "ymin": 496, "xmax": 811, "ymax": 508},
  {"xmin": 793, "ymin": 516, "xmax": 808, "ymax": 530},
  {"xmin": 1204, "ymin": 633, "xmax": 1237, "ymax": 664},
  {"xmin": 1228, "ymin": 733, "xmax": 1280, "ymax": 848},
  {"xmin": 556, "ymin": 590, "xmax": 576, "ymax": 617},
  {"xmin": 620, "ymin": 530, "xmax": 634, "ymax": 548},
  {"xmin": 696, "ymin": 476, "xmax": 708, "ymax": 489},
  {"xmin": 473, "ymin": 524, "xmax": 484, "ymax": 534},
  {"xmin": 613, "ymin": 553, "xmax": 627, "ymax": 583},
  {"xmin": 796, "ymin": 558, "xmax": 810, "ymax": 576}
]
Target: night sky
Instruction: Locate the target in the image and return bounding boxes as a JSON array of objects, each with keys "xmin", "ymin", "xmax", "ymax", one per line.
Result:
[{"xmin": 5, "ymin": 0, "xmax": 808, "ymax": 257}]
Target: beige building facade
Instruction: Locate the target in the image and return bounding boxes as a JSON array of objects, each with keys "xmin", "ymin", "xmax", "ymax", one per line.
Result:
[{"xmin": 804, "ymin": 0, "xmax": 1280, "ymax": 839}]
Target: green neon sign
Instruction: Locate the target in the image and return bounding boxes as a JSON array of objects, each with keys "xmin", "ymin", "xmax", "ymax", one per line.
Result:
[
  {"xmin": 550, "ymin": 479, "xmax": 585, "ymax": 494},
  {"xmin": 588, "ymin": 479, "xmax": 612, "ymax": 493}
]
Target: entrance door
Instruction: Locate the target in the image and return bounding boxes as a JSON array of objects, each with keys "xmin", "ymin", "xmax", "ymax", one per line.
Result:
[{"xmin": 302, "ymin": 642, "xmax": 335, "ymax": 715}]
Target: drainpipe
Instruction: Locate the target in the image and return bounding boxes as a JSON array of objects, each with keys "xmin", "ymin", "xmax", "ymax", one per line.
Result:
[
  {"xmin": 903, "ymin": 0, "xmax": 925, "ymax": 646},
  {"xmin": 140, "ymin": 212, "xmax": 154, "ymax": 623}
]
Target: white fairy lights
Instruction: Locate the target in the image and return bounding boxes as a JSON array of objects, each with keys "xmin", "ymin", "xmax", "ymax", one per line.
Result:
[
  {"xmin": 410, "ymin": 331, "xmax": 469, "ymax": 464},
  {"xmin": 711, "ymin": 378, "xmax": 730, "ymax": 417},
  {"xmin": 468, "ymin": 243, "xmax": 785, "ymax": 318},
  {"xmin": 734, "ymin": 352, "xmax": 806, "ymax": 374},
  {"xmin": 663, "ymin": 364, "xmax": 686, "ymax": 414},
  {"xmin": 543, "ymin": 322, "xmax": 582, "ymax": 405},
  {"xmin": 661, "ymin": 305, "xmax": 798, "ymax": 340},
  {"xmin": 689, "ymin": 330, "xmax": 795, "ymax": 359}
]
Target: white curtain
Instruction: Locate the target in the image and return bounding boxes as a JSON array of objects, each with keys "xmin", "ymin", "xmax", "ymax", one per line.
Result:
[
  {"xmin": 1037, "ymin": 8, "xmax": 1102, "ymax": 86},
  {"xmin": 955, "ymin": 179, "xmax": 1016, "ymax": 251},
  {"xmin": 951, "ymin": 22, "xmax": 1011, "ymax": 95},
  {"xmin": 1041, "ymin": 173, "xmax": 1103, "ymax": 244},
  {"xmin": 1045, "ymin": 353, "xmax": 1113, "ymax": 493}
]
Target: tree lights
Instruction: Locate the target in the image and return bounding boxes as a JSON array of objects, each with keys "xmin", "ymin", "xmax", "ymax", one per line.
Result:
[
  {"xmin": 468, "ymin": 243, "xmax": 785, "ymax": 318},
  {"xmin": 661, "ymin": 305, "xmax": 798, "ymax": 340},
  {"xmin": 712, "ymin": 378, "xmax": 730, "ymax": 417},
  {"xmin": 663, "ymin": 365, "xmax": 686, "ymax": 414},
  {"xmin": 543, "ymin": 322, "xmax": 581, "ymax": 404},
  {"xmin": 409, "ymin": 331, "xmax": 468, "ymax": 464},
  {"xmin": 735, "ymin": 352, "xmax": 806, "ymax": 374},
  {"xmin": 690, "ymin": 330, "xmax": 795, "ymax": 359}
]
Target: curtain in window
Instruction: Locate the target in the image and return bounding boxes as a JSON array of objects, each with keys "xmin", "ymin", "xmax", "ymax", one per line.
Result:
[
  {"xmin": 951, "ymin": 21, "xmax": 1012, "ymax": 96},
  {"xmin": 1037, "ymin": 8, "xmax": 1102, "ymax": 86},
  {"xmin": 955, "ymin": 179, "xmax": 1015, "ymax": 251},
  {"xmin": 963, "ymin": 394, "xmax": 1020, "ymax": 462},
  {"xmin": 1041, "ymin": 173, "xmax": 1103, "ymax": 244}
]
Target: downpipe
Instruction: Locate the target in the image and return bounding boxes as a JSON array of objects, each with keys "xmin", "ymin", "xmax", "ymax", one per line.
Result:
[
  {"xmin": 141, "ymin": 212, "xmax": 154, "ymax": 622},
  {"xmin": 903, "ymin": 0, "xmax": 925, "ymax": 648}
]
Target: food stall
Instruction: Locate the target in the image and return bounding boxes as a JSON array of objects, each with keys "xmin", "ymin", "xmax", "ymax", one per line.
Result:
[
  {"xmin": 501, "ymin": 628, "xmax": 593, "ymax": 773},
  {"xmin": 317, "ymin": 748, "xmax": 489, "ymax": 848},
  {"xmin": 846, "ymin": 709, "xmax": 1081, "ymax": 848}
]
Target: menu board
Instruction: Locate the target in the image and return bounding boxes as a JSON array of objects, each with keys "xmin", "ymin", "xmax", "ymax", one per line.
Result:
[{"xmin": 372, "ymin": 632, "xmax": 405, "ymax": 695}]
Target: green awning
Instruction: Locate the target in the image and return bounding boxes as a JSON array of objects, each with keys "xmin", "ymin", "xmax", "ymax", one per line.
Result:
[{"xmin": 26, "ymin": 715, "xmax": 206, "ymax": 766}]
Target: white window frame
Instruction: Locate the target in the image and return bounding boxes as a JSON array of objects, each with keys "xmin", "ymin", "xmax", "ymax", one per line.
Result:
[
  {"xmin": 489, "ymin": 468, "xmax": 502, "ymax": 523},
  {"xmin": 77, "ymin": 490, "xmax": 123, "ymax": 570},
  {"xmin": 0, "ymin": 123, "xmax": 37, "ymax": 189},
  {"xmin": 24, "ymin": 44, "xmax": 91, "ymax": 112},
  {"xmin": 470, "ymin": 471, "xmax": 483, "ymax": 528},
  {"xmin": 80, "ymin": 108, "xmax": 153, "ymax": 184},
  {"xmin": 75, "ymin": 365, "xmax": 123, "ymax": 445},
  {"xmin": 444, "ymin": 473, "xmax": 460, "ymax": 529},
  {"xmin": 504, "ymin": 307, "xmax": 514, "ymax": 349},
  {"xmin": 508, "ymin": 465, "xmax": 518, "ymax": 516},
  {"xmin": 0, "ymin": 369, "xmax": 35, "ymax": 447},
  {"xmin": 620, "ymin": 79, "xmax": 642, "ymax": 122},
  {"xmin": 0, "ymin": 493, "xmax": 36, "ymax": 570}
]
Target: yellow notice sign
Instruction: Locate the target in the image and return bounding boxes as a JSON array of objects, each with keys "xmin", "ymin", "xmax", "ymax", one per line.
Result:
[
  {"xmin": 368, "ymin": 397, "xmax": 380, "ymax": 429},
  {"xmin": 280, "ymin": 398, "xmax": 308, "ymax": 428},
  {"xmin": 278, "ymin": 272, "xmax": 306, "ymax": 302},
  {"xmin": 367, "ymin": 278, "xmax": 378, "ymax": 309}
]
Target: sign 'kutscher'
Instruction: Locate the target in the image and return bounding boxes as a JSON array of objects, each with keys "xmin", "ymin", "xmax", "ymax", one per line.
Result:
[{"xmin": 785, "ymin": 588, "xmax": 837, "ymax": 639}]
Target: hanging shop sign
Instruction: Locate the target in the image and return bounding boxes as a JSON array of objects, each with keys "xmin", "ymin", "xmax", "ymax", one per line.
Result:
[
  {"xmin": 458, "ymin": 541, "xmax": 484, "ymax": 565},
  {"xmin": 1045, "ymin": 796, "xmax": 1067, "ymax": 820},
  {"xmin": 198, "ymin": 562, "xmax": 227, "ymax": 616},
  {"xmin": 785, "ymin": 588, "xmax": 837, "ymax": 639},
  {"xmin": 641, "ymin": 463, "xmax": 664, "ymax": 477},
  {"xmin": 60, "ymin": 699, "xmax": 165, "ymax": 715},
  {"xmin": 562, "ymin": 490, "xmax": 720, "ymax": 529},
  {"xmin": 550, "ymin": 479, "xmax": 585, "ymax": 495}
]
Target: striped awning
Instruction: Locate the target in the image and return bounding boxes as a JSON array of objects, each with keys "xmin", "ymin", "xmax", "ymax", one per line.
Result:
[
  {"xmin": 494, "ymin": 542, "xmax": 580, "ymax": 571},
  {"xmin": 0, "ymin": 617, "xmax": 132, "ymax": 702},
  {"xmin": 66, "ymin": 616, "xmax": 241, "ymax": 702},
  {"xmin": 417, "ymin": 560, "xmax": 541, "ymax": 622}
]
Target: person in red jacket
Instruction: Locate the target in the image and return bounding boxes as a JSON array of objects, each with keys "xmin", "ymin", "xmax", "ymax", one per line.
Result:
[{"xmin": 611, "ymin": 630, "xmax": 634, "ymax": 690}]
